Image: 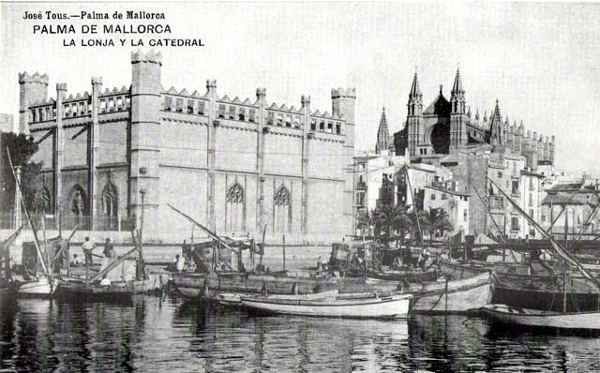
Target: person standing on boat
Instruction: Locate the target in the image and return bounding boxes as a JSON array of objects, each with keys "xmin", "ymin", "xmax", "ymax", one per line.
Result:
[
  {"xmin": 103, "ymin": 238, "xmax": 117, "ymax": 259},
  {"xmin": 82, "ymin": 237, "xmax": 96, "ymax": 266}
]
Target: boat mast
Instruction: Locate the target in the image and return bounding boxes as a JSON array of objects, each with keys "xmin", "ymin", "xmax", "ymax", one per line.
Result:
[
  {"xmin": 6, "ymin": 149, "xmax": 51, "ymax": 281},
  {"xmin": 404, "ymin": 167, "xmax": 423, "ymax": 245},
  {"xmin": 488, "ymin": 178, "xmax": 600, "ymax": 291}
]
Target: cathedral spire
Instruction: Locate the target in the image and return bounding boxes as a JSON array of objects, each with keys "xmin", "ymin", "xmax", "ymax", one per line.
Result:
[
  {"xmin": 451, "ymin": 68, "xmax": 464, "ymax": 94},
  {"xmin": 409, "ymin": 71, "xmax": 422, "ymax": 97},
  {"xmin": 375, "ymin": 107, "xmax": 390, "ymax": 154},
  {"xmin": 450, "ymin": 67, "xmax": 466, "ymax": 114}
]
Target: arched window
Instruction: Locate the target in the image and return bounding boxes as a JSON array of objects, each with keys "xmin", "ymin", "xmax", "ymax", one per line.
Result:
[
  {"xmin": 225, "ymin": 183, "xmax": 245, "ymax": 232},
  {"xmin": 102, "ymin": 181, "xmax": 118, "ymax": 217},
  {"xmin": 69, "ymin": 184, "xmax": 88, "ymax": 229},
  {"xmin": 35, "ymin": 186, "xmax": 52, "ymax": 215},
  {"xmin": 273, "ymin": 186, "xmax": 291, "ymax": 233},
  {"xmin": 102, "ymin": 181, "xmax": 118, "ymax": 230}
]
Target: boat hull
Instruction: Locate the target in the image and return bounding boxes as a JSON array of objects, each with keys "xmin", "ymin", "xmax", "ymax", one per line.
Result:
[
  {"xmin": 215, "ymin": 289, "xmax": 340, "ymax": 306},
  {"xmin": 57, "ymin": 278, "xmax": 158, "ymax": 300},
  {"xmin": 241, "ymin": 294, "xmax": 412, "ymax": 319},
  {"xmin": 17, "ymin": 277, "xmax": 55, "ymax": 297},
  {"xmin": 439, "ymin": 259, "xmax": 600, "ymax": 312},
  {"xmin": 407, "ymin": 271, "xmax": 493, "ymax": 313},
  {"xmin": 483, "ymin": 304, "xmax": 600, "ymax": 330},
  {"xmin": 172, "ymin": 271, "xmax": 338, "ymax": 299}
]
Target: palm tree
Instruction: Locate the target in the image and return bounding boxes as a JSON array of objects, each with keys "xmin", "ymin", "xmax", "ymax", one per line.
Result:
[
  {"xmin": 432, "ymin": 208, "xmax": 454, "ymax": 238},
  {"xmin": 356, "ymin": 209, "xmax": 375, "ymax": 237},
  {"xmin": 390, "ymin": 203, "xmax": 413, "ymax": 245}
]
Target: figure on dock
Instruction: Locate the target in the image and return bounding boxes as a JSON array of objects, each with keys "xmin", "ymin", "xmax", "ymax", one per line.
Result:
[
  {"xmin": 103, "ymin": 238, "xmax": 116, "ymax": 259},
  {"xmin": 82, "ymin": 237, "xmax": 96, "ymax": 266}
]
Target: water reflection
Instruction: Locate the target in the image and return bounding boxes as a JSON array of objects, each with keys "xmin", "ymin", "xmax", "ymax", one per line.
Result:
[{"xmin": 0, "ymin": 297, "xmax": 599, "ymax": 372}]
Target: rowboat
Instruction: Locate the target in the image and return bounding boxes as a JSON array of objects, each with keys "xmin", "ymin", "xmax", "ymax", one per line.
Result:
[
  {"xmin": 215, "ymin": 289, "xmax": 340, "ymax": 306},
  {"xmin": 240, "ymin": 293, "xmax": 413, "ymax": 319},
  {"xmin": 482, "ymin": 304, "xmax": 600, "ymax": 330},
  {"xmin": 406, "ymin": 271, "xmax": 493, "ymax": 313},
  {"xmin": 57, "ymin": 277, "xmax": 159, "ymax": 300},
  {"xmin": 16, "ymin": 277, "xmax": 56, "ymax": 297}
]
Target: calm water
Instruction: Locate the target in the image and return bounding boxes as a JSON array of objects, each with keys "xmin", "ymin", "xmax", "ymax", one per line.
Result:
[{"xmin": 2, "ymin": 295, "xmax": 600, "ymax": 373}]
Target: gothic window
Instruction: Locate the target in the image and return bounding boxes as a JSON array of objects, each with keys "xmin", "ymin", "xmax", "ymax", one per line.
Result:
[
  {"xmin": 239, "ymin": 108, "xmax": 246, "ymax": 121},
  {"xmin": 229, "ymin": 106, "xmax": 236, "ymax": 119},
  {"xmin": 218, "ymin": 104, "xmax": 226, "ymax": 118},
  {"xmin": 70, "ymin": 185, "xmax": 87, "ymax": 217},
  {"xmin": 276, "ymin": 113, "xmax": 283, "ymax": 126},
  {"xmin": 311, "ymin": 119, "xmax": 316, "ymax": 131},
  {"xmin": 31, "ymin": 110, "xmax": 37, "ymax": 122},
  {"xmin": 267, "ymin": 111, "xmax": 274, "ymax": 125},
  {"xmin": 102, "ymin": 181, "xmax": 118, "ymax": 230},
  {"xmin": 294, "ymin": 116, "xmax": 300, "ymax": 128},
  {"xmin": 285, "ymin": 115, "xmax": 291, "ymax": 127},
  {"xmin": 102, "ymin": 181, "xmax": 118, "ymax": 217},
  {"xmin": 273, "ymin": 186, "xmax": 291, "ymax": 233},
  {"xmin": 225, "ymin": 183, "xmax": 245, "ymax": 232},
  {"xmin": 35, "ymin": 186, "xmax": 52, "ymax": 214},
  {"xmin": 328, "ymin": 122, "xmax": 333, "ymax": 133},
  {"xmin": 116, "ymin": 97, "xmax": 123, "ymax": 110},
  {"xmin": 164, "ymin": 96, "xmax": 172, "ymax": 111},
  {"xmin": 198, "ymin": 101, "xmax": 205, "ymax": 115},
  {"xmin": 176, "ymin": 98, "xmax": 184, "ymax": 112},
  {"xmin": 249, "ymin": 109, "xmax": 256, "ymax": 122},
  {"xmin": 187, "ymin": 100, "xmax": 195, "ymax": 114},
  {"xmin": 319, "ymin": 121, "xmax": 325, "ymax": 131},
  {"xmin": 336, "ymin": 123, "xmax": 342, "ymax": 135}
]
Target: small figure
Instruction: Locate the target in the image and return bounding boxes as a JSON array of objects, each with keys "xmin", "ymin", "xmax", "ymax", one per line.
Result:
[
  {"xmin": 176, "ymin": 255, "xmax": 185, "ymax": 272},
  {"xmin": 71, "ymin": 254, "xmax": 81, "ymax": 267},
  {"xmin": 82, "ymin": 236, "xmax": 96, "ymax": 266},
  {"xmin": 103, "ymin": 238, "xmax": 116, "ymax": 259}
]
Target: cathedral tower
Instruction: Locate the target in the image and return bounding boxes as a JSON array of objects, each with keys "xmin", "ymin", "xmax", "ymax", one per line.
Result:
[
  {"xmin": 406, "ymin": 72, "xmax": 423, "ymax": 156},
  {"xmin": 375, "ymin": 107, "xmax": 390, "ymax": 154},
  {"xmin": 449, "ymin": 68, "xmax": 467, "ymax": 150}
]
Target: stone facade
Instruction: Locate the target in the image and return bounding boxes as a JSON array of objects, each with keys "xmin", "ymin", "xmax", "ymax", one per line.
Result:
[
  {"xmin": 400, "ymin": 69, "xmax": 556, "ymax": 167},
  {"xmin": 21, "ymin": 51, "xmax": 356, "ymax": 244}
]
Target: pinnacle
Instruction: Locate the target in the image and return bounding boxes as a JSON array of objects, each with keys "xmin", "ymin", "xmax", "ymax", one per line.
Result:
[
  {"xmin": 409, "ymin": 71, "xmax": 422, "ymax": 96},
  {"xmin": 451, "ymin": 67, "xmax": 464, "ymax": 94}
]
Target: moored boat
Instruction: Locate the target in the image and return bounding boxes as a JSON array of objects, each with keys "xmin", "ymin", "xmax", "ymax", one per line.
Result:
[
  {"xmin": 241, "ymin": 293, "xmax": 413, "ymax": 319},
  {"xmin": 482, "ymin": 304, "xmax": 600, "ymax": 331},
  {"xmin": 407, "ymin": 271, "xmax": 493, "ymax": 313},
  {"xmin": 439, "ymin": 258, "xmax": 600, "ymax": 312},
  {"xmin": 16, "ymin": 277, "xmax": 56, "ymax": 297},
  {"xmin": 215, "ymin": 289, "xmax": 340, "ymax": 306}
]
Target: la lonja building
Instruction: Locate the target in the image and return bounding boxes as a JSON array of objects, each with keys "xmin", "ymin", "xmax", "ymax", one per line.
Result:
[{"xmin": 20, "ymin": 51, "xmax": 356, "ymax": 243}]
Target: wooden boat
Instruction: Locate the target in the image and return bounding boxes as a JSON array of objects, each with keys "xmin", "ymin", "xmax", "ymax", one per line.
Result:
[
  {"xmin": 173, "ymin": 271, "xmax": 338, "ymax": 299},
  {"xmin": 214, "ymin": 289, "xmax": 340, "ymax": 306},
  {"xmin": 406, "ymin": 271, "xmax": 493, "ymax": 313},
  {"xmin": 241, "ymin": 293, "xmax": 413, "ymax": 319},
  {"xmin": 57, "ymin": 277, "xmax": 157, "ymax": 299},
  {"xmin": 439, "ymin": 258, "xmax": 600, "ymax": 312},
  {"xmin": 482, "ymin": 304, "xmax": 600, "ymax": 330},
  {"xmin": 16, "ymin": 277, "xmax": 56, "ymax": 297}
]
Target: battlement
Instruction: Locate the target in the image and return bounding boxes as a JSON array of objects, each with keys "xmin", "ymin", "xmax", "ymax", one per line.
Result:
[
  {"xmin": 92, "ymin": 76, "xmax": 103, "ymax": 85},
  {"xmin": 57, "ymin": 83, "xmax": 68, "ymax": 92},
  {"xmin": 19, "ymin": 72, "xmax": 49, "ymax": 85},
  {"xmin": 331, "ymin": 87, "xmax": 356, "ymax": 99},
  {"xmin": 131, "ymin": 49, "xmax": 162, "ymax": 65}
]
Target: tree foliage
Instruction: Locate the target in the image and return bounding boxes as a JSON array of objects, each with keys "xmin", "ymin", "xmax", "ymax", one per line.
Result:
[{"xmin": 1, "ymin": 132, "xmax": 42, "ymax": 213}]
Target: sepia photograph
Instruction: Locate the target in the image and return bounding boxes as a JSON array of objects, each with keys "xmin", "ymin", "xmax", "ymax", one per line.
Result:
[{"xmin": 1, "ymin": 1, "xmax": 600, "ymax": 371}]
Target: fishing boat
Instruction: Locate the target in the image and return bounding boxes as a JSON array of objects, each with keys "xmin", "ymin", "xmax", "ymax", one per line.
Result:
[
  {"xmin": 241, "ymin": 293, "xmax": 413, "ymax": 319},
  {"xmin": 169, "ymin": 204, "xmax": 340, "ymax": 299},
  {"xmin": 482, "ymin": 304, "xmax": 600, "ymax": 331},
  {"xmin": 215, "ymin": 289, "xmax": 340, "ymax": 306},
  {"xmin": 16, "ymin": 277, "xmax": 56, "ymax": 297},
  {"xmin": 406, "ymin": 271, "xmax": 493, "ymax": 313}
]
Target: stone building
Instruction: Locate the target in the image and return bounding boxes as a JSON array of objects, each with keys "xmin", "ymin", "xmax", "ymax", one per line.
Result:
[
  {"xmin": 400, "ymin": 69, "xmax": 555, "ymax": 168},
  {"xmin": 20, "ymin": 51, "xmax": 356, "ymax": 243}
]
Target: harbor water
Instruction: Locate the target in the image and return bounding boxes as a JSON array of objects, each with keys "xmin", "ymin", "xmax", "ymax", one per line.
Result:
[
  {"xmin": 2, "ymin": 296, "xmax": 600, "ymax": 372},
  {"xmin": 2, "ymin": 246, "xmax": 600, "ymax": 372}
]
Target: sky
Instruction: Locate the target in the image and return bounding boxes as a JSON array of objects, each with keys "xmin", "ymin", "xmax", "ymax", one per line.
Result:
[{"xmin": 1, "ymin": 2, "xmax": 600, "ymax": 176}]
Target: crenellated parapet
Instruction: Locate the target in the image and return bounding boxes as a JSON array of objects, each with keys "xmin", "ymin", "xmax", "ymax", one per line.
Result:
[
  {"xmin": 131, "ymin": 49, "xmax": 162, "ymax": 65},
  {"xmin": 159, "ymin": 84, "xmax": 348, "ymax": 136},
  {"xmin": 19, "ymin": 72, "xmax": 49, "ymax": 85},
  {"xmin": 331, "ymin": 87, "xmax": 356, "ymax": 99}
]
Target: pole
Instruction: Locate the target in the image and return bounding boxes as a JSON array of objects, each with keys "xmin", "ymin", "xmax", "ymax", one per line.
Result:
[
  {"xmin": 138, "ymin": 189, "xmax": 146, "ymax": 279},
  {"xmin": 282, "ymin": 233, "xmax": 286, "ymax": 272}
]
